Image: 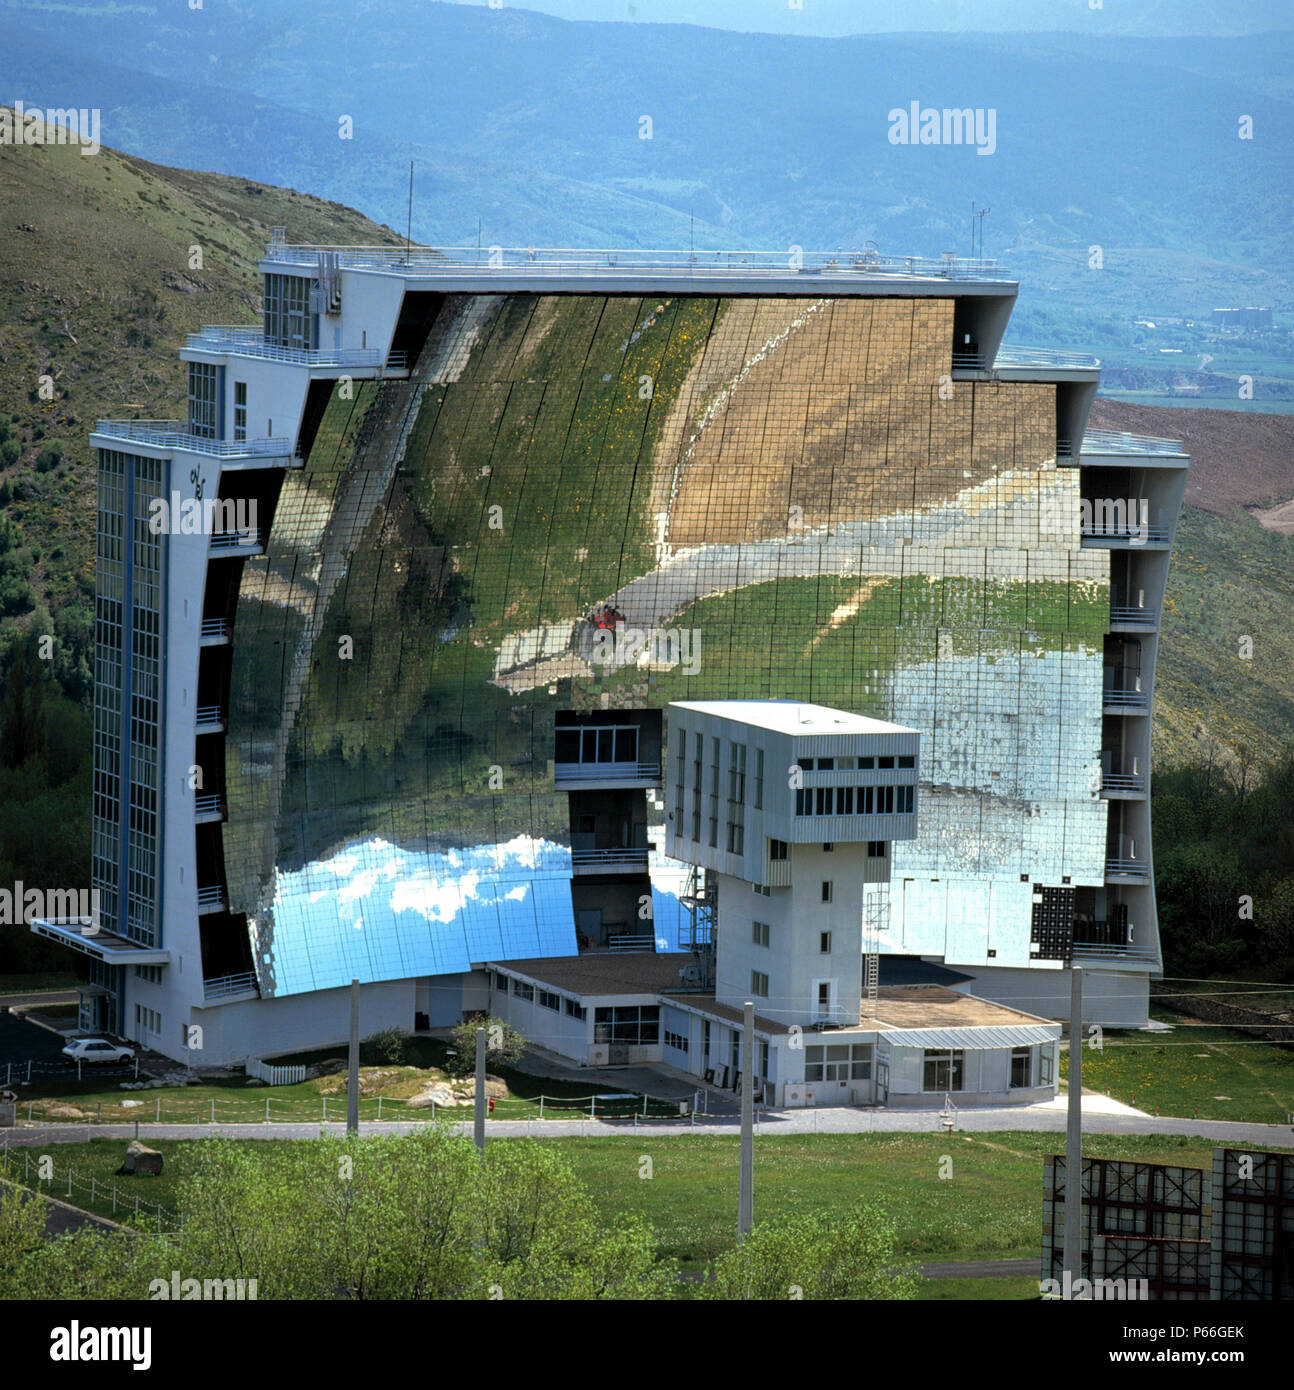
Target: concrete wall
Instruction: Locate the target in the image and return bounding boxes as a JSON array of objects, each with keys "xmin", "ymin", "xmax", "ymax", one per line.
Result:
[
  {"xmin": 187, "ymin": 978, "xmax": 417, "ymax": 1066},
  {"xmin": 958, "ymin": 964, "xmax": 1149, "ymax": 1026}
]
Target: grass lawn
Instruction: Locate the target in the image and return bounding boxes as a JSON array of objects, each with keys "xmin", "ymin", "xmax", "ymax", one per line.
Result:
[
  {"xmin": 11, "ymin": 1130, "xmax": 1285, "ymax": 1280},
  {"xmin": 919, "ymin": 1276, "xmax": 1040, "ymax": 1301},
  {"xmin": 1060, "ymin": 1014, "xmax": 1294, "ymax": 1124},
  {"xmin": 0, "ymin": 973, "xmax": 81, "ymax": 997}
]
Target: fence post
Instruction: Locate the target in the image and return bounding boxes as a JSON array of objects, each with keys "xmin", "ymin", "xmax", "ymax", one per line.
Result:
[
  {"xmin": 210, "ymin": 1099, "xmax": 215, "ymax": 1124},
  {"xmin": 27, "ymin": 1101, "xmax": 32, "ymax": 1122},
  {"xmin": 377, "ymin": 1096, "xmax": 382, "ymax": 1121},
  {"xmin": 590, "ymin": 1095, "xmax": 596, "ymax": 1120},
  {"xmin": 265, "ymin": 1097, "xmax": 269, "ymax": 1125},
  {"xmin": 96, "ymin": 1102, "xmax": 102, "ymax": 1125},
  {"xmin": 91, "ymin": 1176, "xmax": 96, "ymax": 1203},
  {"xmin": 156, "ymin": 1097, "xmax": 160, "ymax": 1123},
  {"xmin": 539, "ymin": 1095, "xmax": 544, "ymax": 1121},
  {"xmin": 26, "ymin": 1059, "xmax": 31, "ymax": 1083},
  {"xmin": 77, "ymin": 1058, "xmax": 82, "ymax": 1081},
  {"xmin": 322, "ymin": 1096, "xmax": 327, "ymax": 1123},
  {"xmin": 643, "ymin": 1094, "xmax": 648, "ymax": 1118},
  {"xmin": 24, "ymin": 1151, "xmax": 29, "ymax": 1181},
  {"xmin": 113, "ymin": 1186, "xmax": 117, "ymax": 1214},
  {"xmin": 134, "ymin": 1054, "xmax": 139, "ymax": 1079},
  {"xmin": 135, "ymin": 1196, "xmax": 140, "ymax": 1218},
  {"xmin": 67, "ymin": 1168, "xmax": 72, "ymax": 1197}
]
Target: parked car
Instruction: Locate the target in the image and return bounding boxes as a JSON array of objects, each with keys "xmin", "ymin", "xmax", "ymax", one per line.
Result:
[{"xmin": 61, "ymin": 1037, "xmax": 134, "ymax": 1065}]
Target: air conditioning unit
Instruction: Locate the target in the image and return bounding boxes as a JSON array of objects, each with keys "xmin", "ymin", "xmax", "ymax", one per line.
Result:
[
  {"xmin": 589, "ymin": 1045, "xmax": 609, "ymax": 1066},
  {"xmin": 785, "ymin": 1085, "xmax": 805, "ymax": 1107},
  {"xmin": 679, "ymin": 965, "xmax": 703, "ymax": 985}
]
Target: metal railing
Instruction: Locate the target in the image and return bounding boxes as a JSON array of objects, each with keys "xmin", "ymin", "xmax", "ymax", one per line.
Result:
[
  {"xmin": 261, "ymin": 243, "xmax": 1012, "ymax": 282},
  {"xmin": 1109, "ymin": 605, "xmax": 1158, "ymax": 626},
  {"xmin": 203, "ymin": 971, "xmax": 257, "ymax": 1000},
  {"xmin": 571, "ymin": 846, "xmax": 651, "ymax": 867},
  {"xmin": 185, "ymin": 326, "xmax": 407, "ymax": 370},
  {"xmin": 195, "ymin": 705, "xmax": 224, "ymax": 727},
  {"xmin": 1105, "ymin": 857, "xmax": 1150, "ymax": 878},
  {"xmin": 199, "ymin": 618, "xmax": 230, "ymax": 640},
  {"xmin": 1082, "ymin": 523, "xmax": 1172, "ymax": 544},
  {"xmin": 607, "ymin": 934, "xmax": 655, "ymax": 953},
  {"xmin": 94, "ymin": 419, "xmax": 292, "ymax": 458},
  {"xmin": 1103, "ymin": 688, "xmax": 1149, "ymax": 709},
  {"xmin": 1082, "ymin": 427, "xmax": 1184, "ymax": 456},
  {"xmin": 209, "ymin": 529, "xmax": 264, "ymax": 552},
  {"xmin": 194, "ymin": 793, "xmax": 224, "ymax": 817},
  {"xmin": 994, "ymin": 345, "xmax": 1101, "ymax": 369},
  {"xmin": 554, "ymin": 760, "xmax": 662, "ymax": 783},
  {"xmin": 1102, "ymin": 772, "xmax": 1147, "ymax": 792},
  {"xmin": 1072, "ymin": 942, "xmax": 1157, "ymax": 961},
  {"xmin": 196, "ymin": 885, "xmax": 226, "ymax": 909}
]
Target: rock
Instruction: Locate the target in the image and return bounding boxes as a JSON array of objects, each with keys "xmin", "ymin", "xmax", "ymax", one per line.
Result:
[
  {"xmin": 119, "ymin": 1140, "xmax": 163, "ymax": 1176},
  {"xmin": 243, "ymin": 1077, "xmax": 266, "ymax": 1087},
  {"xmin": 45, "ymin": 1103, "xmax": 85, "ymax": 1119},
  {"xmin": 406, "ymin": 1083, "xmax": 457, "ymax": 1109},
  {"xmin": 120, "ymin": 1099, "xmax": 143, "ymax": 1109}
]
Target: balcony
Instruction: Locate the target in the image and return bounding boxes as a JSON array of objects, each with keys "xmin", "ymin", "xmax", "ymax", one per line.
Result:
[
  {"xmin": 195, "ymin": 705, "xmax": 225, "ymax": 734},
  {"xmin": 209, "ymin": 528, "xmax": 266, "ymax": 556},
  {"xmin": 1101, "ymin": 769, "xmax": 1147, "ymax": 799},
  {"xmin": 1105, "ymin": 857, "xmax": 1151, "ymax": 883},
  {"xmin": 197, "ymin": 885, "xmax": 227, "ymax": 914},
  {"xmin": 570, "ymin": 844, "xmax": 651, "ymax": 874},
  {"xmin": 954, "ymin": 345, "xmax": 1101, "ymax": 377},
  {"xmin": 1071, "ymin": 942, "xmax": 1157, "ymax": 965},
  {"xmin": 1103, "ymin": 679, "xmax": 1149, "ymax": 714},
  {"xmin": 199, "ymin": 618, "xmax": 231, "ymax": 646},
  {"xmin": 194, "ymin": 793, "xmax": 226, "ymax": 824},
  {"xmin": 93, "ymin": 419, "xmax": 293, "ymax": 463},
  {"xmin": 1081, "ymin": 427, "xmax": 1185, "ymax": 458},
  {"xmin": 184, "ymin": 325, "xmax": 408, "ymax": 373},
  {"xmin": 554, "ymin": 759, "xmax": 662, "ymax": 790},
  {"xmin": 203, "ymin": 971, "xmax": 259, "ymax": 1001},
  {"xmin": 1081, "ymin": 522, "xmax": 1172, "ymax": 548},
  {"xmin": 1109, "ymin": 604, "xmax": 1158, "ymax": 630}
]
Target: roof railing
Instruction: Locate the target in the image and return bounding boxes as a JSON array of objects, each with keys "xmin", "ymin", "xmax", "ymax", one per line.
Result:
[
  {"xmin": 1082, "ymin": 427, "xmax": 1184, "ymax": 455},
  {"xmin": 259, "ymin": 243, "xmax": 1012, "ymax": 282}
]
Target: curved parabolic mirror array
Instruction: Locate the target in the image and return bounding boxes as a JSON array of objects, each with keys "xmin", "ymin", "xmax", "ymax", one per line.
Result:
[{"xmin": 224, "ymin": 294, "xmax": 1108, "ymax": 997}]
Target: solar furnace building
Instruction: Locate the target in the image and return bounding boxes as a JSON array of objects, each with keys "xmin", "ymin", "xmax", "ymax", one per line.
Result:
[{"xmin": 41, "ymin": 241, "xmax": 1189, "ymax": 1065}]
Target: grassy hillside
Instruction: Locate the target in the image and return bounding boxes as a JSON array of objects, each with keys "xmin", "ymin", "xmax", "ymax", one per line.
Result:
[{"xmin": 0, "ymin": 119, "xmax": 402, "ymax": 688}]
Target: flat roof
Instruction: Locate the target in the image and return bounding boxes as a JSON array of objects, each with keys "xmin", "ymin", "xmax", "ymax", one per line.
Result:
[
  {"xmin": 670, "ymin": 699, "xmax": 918, "ymax": 737},
  {"xmin": 861, "ymin": 985, "xmax": 1051, "ymax": 1030},
  {"xmin": 259, "ymin": 245, "xmax": 1017, "ymax": 297},
  {"xmin": 491, "ymin": 952, "xmax": 696, "ymax": 997}
]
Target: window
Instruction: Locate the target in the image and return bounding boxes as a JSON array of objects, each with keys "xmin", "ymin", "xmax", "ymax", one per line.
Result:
[
  {"xmin": 134, "ymin": 964, "xmax": 162, "ymax": 984},
  {"xmin": 134, "ymin": 1004, "xmax": 161, "ymax": 1035},
  {"xmin": 817, "ymin": 981, "xmax": 831, "ymax": 1013},
  {"xmin": 923, "ymin": 1050, "xmax": 965, "ymax": 1092},
  {"xmin": 857, "ymin": 756, "xmax": 875, "ymax": 769},
  {"xmin": 897, "ymin": 784, "xmax": 915, "ymax": 813},
  {"xmin": 539, "ymin": 990, "xmax": 562, "ymax": 1012},
  {"xmin": 233, "ymin": 381, "xmax": 247, "ymax": 442},
  {"xmin": 876, "ymin": 785, "xmax": 895, "ymax": 814},
  {"xmin": 878, "ymin": 756, "xmax": 895, "ymax": 769},
  {"xmin": 1011, "ymin": 1047, "xmax": 1033, "ymax": 1088},
  {"xmin": 513, "ymin": 981, "xmax": 534, "ymax": 1002},
  {"xmin": 821, "ymin": 881, "xmax": 832, "ymax": 903},
  {"xmin": 822, "ymin": 842, "xmax": 833, "ymax": 852},
  {"xmin": 752, "ymin": 882, "xmax": 771, "ymax": 897},
  {"xmin": 816, "ymin": 758, "xmax": 834, "ymax": 771},
  {"xmin": 187, "ymin": 361, "xmax": 219, "ymax": 439},
  {"xmin": 664, "ymin": 1029, "xmax": 689, "ymax": 1053},
  {"xmin": 752, "ymin": 920, "xmax": 770, "ymax": 948},
  {"xmin": 759, "ymin": 1040, "xmax": 769, "ymax": 1080},
  {"xmin": 263, "ymin": 272, "xmax": 315, "ymax": 350},
  {"xmin": 726, "ymin": 821, "xmax": 744, "ymax": 855},
  {"xmin": 750, "ymin": 971, "xmax": 769, "ymax": 998},
  {"xmin": 564, "ymin": 998, "xmax": 586, "ymax": 1021},
  {"xmin": 805, "ymin": 1044, "xmax": 872, "ymax": 1082},
  {"xmin": 754, "ymin": 747, "xmax": 764, "ymax": 809},
  {"xmin": 819, "ymin": 931, "xmax": 832, "ymax": 954},
  {"xmin": 898, "ymin": 755, "xmax": 915, "ymax": 768},
  {"xmin": 702, "ymin": 1018, "xmax": 711, "ymax": 1062},
  {"xmin": 868, "ymin": 841, "xmax": 887, "ymax": 858},
  {"xmin": 593, "ymin": 1006, "xmax": 659, "ymax": 1045},
  {"xmin": 554, "ymin": 725, "xmax": 639, "ymax": 767},
  {"xmin": 769, "ymin": 839, "xmax": 788, "ymax": 861},
  {"xmin": 1040, "ymin": 1046, "xmax": 1054, "ymax": 1086}
]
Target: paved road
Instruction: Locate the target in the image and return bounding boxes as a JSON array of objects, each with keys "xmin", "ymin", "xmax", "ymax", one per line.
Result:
[
  {"xmin": 921, "ymin": 1258, "xmax": 1040, "ymax": 1279},
  {"xmin": 4, "ymin": 1107, "xmax": 1292, "ymax": 1147},
  {"xmin": 1, "ymin": 1176, "xmax": 120, "ymax": 1238}
]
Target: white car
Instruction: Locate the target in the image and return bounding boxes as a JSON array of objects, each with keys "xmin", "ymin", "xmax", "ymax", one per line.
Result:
[{"xmin": 62, "ymin": 1037, "xmax": 134, "ymax": 1065}]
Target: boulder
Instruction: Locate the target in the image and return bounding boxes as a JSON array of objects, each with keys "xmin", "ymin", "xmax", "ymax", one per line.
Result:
[
  {"xmin": 406, "ymin": 1083, "xmax": 457, "ymax": 1110},
  {"xmin": 119, "ymin": 1140, "xmax": 163, "ymax": 1176},
  {"xmin": 45, "ymin": 1103, "xmax": 86, "ymax": 1120}
]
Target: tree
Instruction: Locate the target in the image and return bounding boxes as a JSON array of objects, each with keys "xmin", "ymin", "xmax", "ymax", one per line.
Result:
[
  {"xmin": 446, "ymin": 1015, "xmax": 527, "ymax": 1077},
  {"xmin": 700, "ymin": 1205, "xmax": 919, "ymax": 1301}
]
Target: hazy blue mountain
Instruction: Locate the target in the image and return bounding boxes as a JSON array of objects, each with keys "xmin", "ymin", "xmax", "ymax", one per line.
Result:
[{"xmin": 3, "ymin": 0, "xmax": 1291, "ymax": 383}]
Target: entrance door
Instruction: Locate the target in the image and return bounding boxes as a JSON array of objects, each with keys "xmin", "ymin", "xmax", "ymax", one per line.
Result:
[{"xmin": 876, "ymin": 1059, "xmax": 890, "ymax": 1104}]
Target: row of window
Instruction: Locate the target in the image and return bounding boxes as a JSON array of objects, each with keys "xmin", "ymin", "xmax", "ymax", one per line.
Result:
[
  {"xmin": 134, "ymin": 1003, "xmax": 161, "ymax": 1036},
  {"xmin": 593, "ymin": 1005, "xmax": 659, "ymax": 1045},
  {"xmin": 922, "ymin": 1047, "xmax": 1041, "ymax": 1091},
  {"xmin": 799, "ymin": 755, "xmax": 915, "ymax": 771},
  {"xmin": 134, "ymin": 965, "xmax": 163, "ymax": 984},
  {"xmin": 804, "ymin": 1043, "xmax": 872, "ymax": 1082},
  {"xmin": 795, "ymin": 784, "xmax": 915, "ymax": 817},
  {"xmin": 663, "ymin": 1030, "xmax": 688, "ymax": 1053}
]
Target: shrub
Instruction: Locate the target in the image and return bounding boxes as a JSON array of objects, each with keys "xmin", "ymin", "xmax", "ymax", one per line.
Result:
[{"xmin": 360, "ymin": 1026, "xmax": 411, "ymax": 1066}]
